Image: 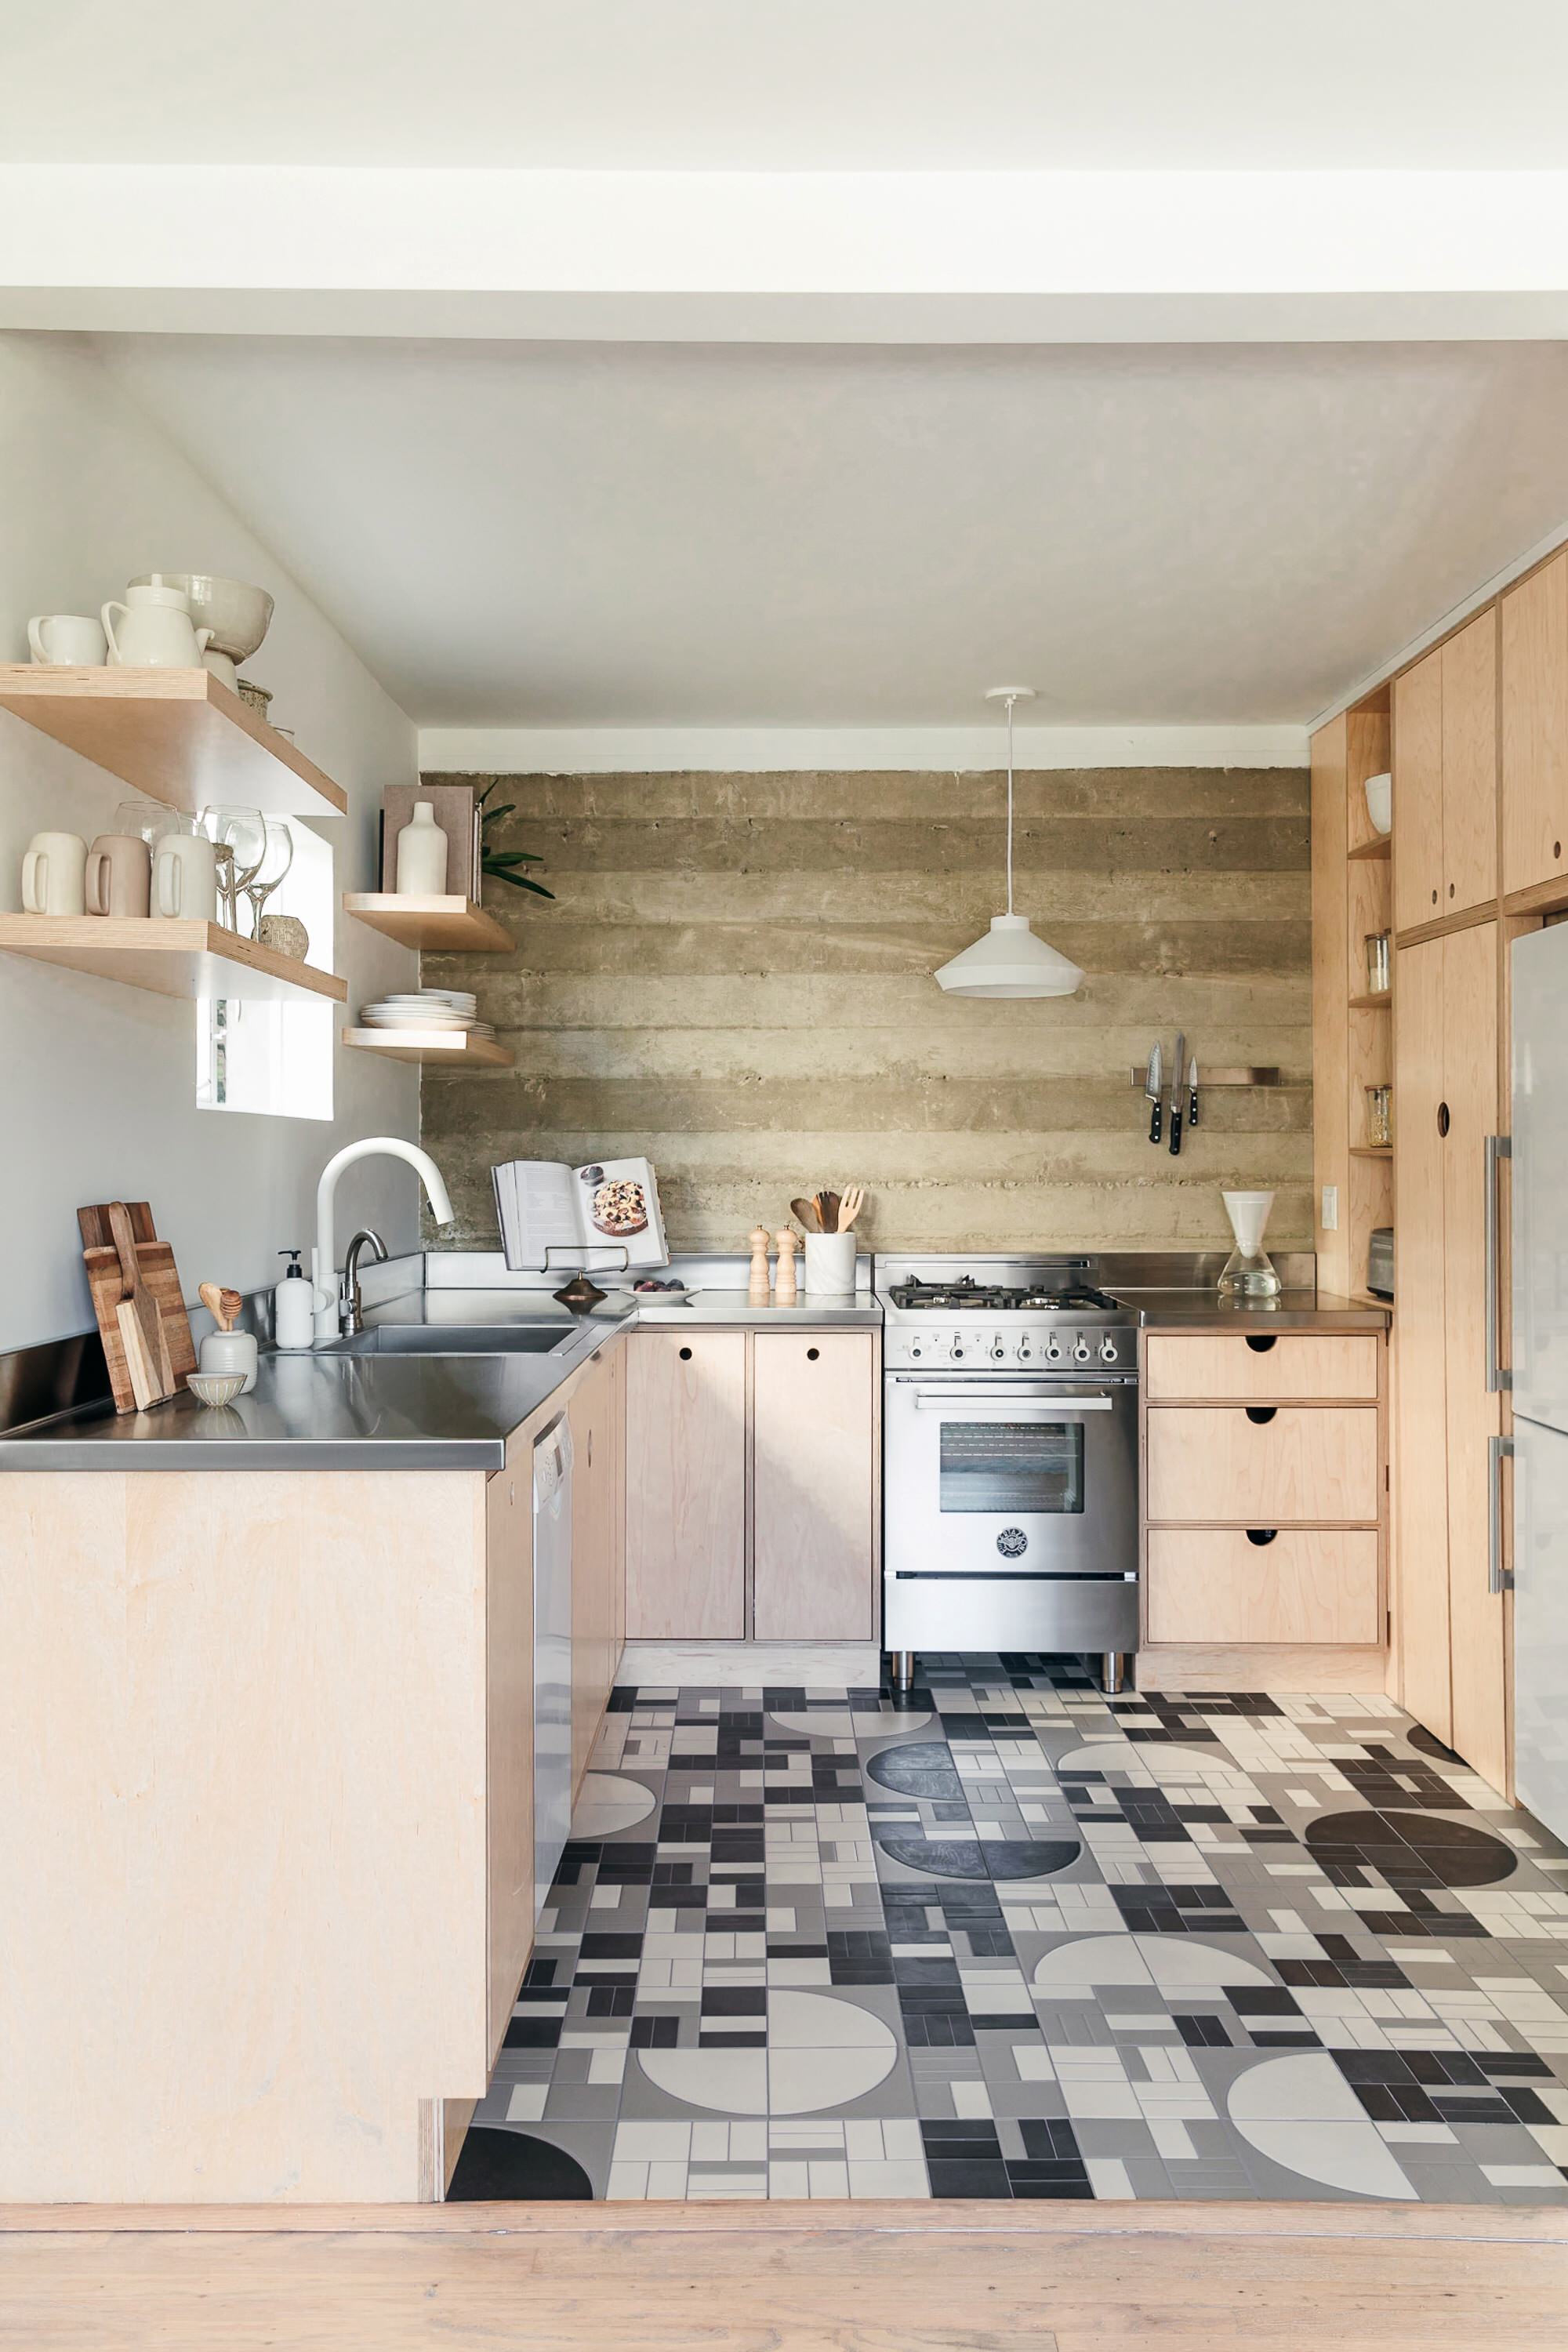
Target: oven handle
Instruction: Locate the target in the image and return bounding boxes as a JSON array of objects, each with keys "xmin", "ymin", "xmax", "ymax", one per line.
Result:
[{"xmin": 911, "ymin": 1393, "xmax": 1115, "ymax": 1414}]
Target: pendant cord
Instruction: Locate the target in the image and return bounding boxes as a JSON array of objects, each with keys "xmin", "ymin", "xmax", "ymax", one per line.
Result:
[{"xmin": 1005, "ymin": 692, "xmax": 1015, "ymax": 916}]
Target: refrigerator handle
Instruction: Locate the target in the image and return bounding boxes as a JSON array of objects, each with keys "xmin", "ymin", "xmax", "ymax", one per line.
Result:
[
  {"xmin": 1488, "ymin": 1433, "xmax": 1515, "ymax": 1595},
  {"xmin": 1486, "ymin": 1134, "xmax": 1512, "ymax": 1394}
]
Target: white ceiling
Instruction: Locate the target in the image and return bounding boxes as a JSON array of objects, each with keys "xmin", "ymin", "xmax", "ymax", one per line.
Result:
[
  {"xmin": 12, "ymin": 2, "xmax": 1568, "ymax": 169},
  {"xmin": 99, "ymin": 335, "xmax": 1568, "ymax": 729}
]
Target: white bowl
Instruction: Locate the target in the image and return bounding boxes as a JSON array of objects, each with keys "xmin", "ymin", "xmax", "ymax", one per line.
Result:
[
  {"xmin": 1364, "ymin": 771, "xmax": 1392, "ymax": 837},
  {"xmin": 132, "ymin": 573, "xmax": 274, "ymax": 662},
  {"xmin": 187, "ymin": 1370, "xmax": 247, "ymax": 1408}
]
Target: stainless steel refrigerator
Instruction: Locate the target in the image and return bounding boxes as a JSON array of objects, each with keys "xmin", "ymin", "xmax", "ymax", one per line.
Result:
[{"xmin": 1510, "ymin": 924, "xmax": 1568, "ymax": 1839}]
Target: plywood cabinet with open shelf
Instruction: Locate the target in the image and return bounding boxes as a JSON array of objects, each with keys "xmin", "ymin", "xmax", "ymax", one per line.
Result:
[{"xmin": 1312, "ymin": 697, "xmax": 1394, "ymax": 1302}]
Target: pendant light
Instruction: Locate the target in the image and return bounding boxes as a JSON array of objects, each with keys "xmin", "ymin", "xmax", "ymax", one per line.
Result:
[{"xmin": 934, "ymin": 687, "xmax": 1085, "ymax": 999}]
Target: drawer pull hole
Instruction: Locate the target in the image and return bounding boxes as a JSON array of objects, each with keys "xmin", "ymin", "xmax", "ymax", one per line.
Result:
[
  {"xmin": 679, "ymin": 1345, "xmax": 693, "ymax": 1361},
  {"xmin": 1244, "ymin": 1334, "xmax": 1278, "ymax": 1354},
  {"xmin": 1245, "ymin": 1405, "xmax": 1278, "ymax": 1425},
  {"xmin": 1437, "ymin": 1102, "xmax": 1450, "ymax": 1138},
  {"xmin": 1246, "ymin": 1528, "xmax": 1279, "ymax": 1547},
  {"xmin": 806, "ymin": 1346, "xmax": 820, "ymax": 1361}
]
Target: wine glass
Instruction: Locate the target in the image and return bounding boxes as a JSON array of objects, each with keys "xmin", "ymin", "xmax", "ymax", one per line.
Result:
[
  {"xmin": 244, "ymin": 818, "xmax": 295, "ymax": 936},
  {"xmin": 198, "ymin": 806, "xmax": 265, "ymax": 932},
  {"xmin": 111, "ymin": 799, "xmax": 191, "ymax": 852}
]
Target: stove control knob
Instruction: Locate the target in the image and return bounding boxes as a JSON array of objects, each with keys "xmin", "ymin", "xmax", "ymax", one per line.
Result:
[
  {"xmin": 952, "ymin": 1344, "xmax": 965, "ymax": 1360},
  {"xmin": 1073, "ymin": 1338, "xmax": 1091, "ymax": 1363},
  {"xmin": 989, "ymin": 1338, "xmax": 1007, "ymax": 1361},
  {"xmin": 1044, "ymin": 1338, "xmax": 1062, "ymax": 1363},
  {"xmin": 910, "ymin": 1342, "xmax": 923, "ymax": 1359},
  {"xmin": 1017, "ymin": 1341, "xmax": 1033, "ymax": 1363},
  {"xmin": 1099, "ymin": 1337, "xmax": 1119, "ymax": 1363}
]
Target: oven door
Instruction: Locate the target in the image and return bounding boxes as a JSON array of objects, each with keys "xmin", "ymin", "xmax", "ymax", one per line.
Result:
[{"xmin": 884, "ymin": 1373, "xmax": 1138, "ymax": 1581}]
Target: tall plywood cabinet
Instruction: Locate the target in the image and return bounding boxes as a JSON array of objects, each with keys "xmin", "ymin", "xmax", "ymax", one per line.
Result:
[
  {"xmin": 1311, "ymin": 701, "xmax": 1392, "ymax": 1303},
  {"xmin": 1392, "ymin": 612, "xmax": 1497, "ymax": 931},
  {"xmin": 1501, "ymin": 546, "xmax": 1568, "ymax": 899},
  {"xmin": 1393, "ymin": 927, "xmax": 1508, "ymax": 1791}
]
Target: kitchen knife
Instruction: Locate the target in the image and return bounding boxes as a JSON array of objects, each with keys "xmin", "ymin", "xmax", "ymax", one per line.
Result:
[
  {"xmin": 1188, "ymin": 1055, "xmax": 1200, "ymax": 1130},
  {"xmin": 1145, "ymin": 1043, "xmax": 1163, "ymax": 1144},
  {"xmin": 1168, "ymin": 1032, "xmax": 1186, "ymax": 1155}
]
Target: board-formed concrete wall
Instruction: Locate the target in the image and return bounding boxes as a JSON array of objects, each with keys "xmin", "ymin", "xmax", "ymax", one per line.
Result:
[{"xmin": 419, "ymin": 767, "xmax": 1311, "ymax": 1258}]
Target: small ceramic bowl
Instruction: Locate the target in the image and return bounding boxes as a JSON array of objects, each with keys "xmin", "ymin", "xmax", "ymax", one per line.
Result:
[
  {"xmin": 1364, "ymin": 771, "xmax": 1392, "ymax": 836},
  {"xmin": 187, "ymin": 1370, "xmax": 247, "ymax": 1409}
]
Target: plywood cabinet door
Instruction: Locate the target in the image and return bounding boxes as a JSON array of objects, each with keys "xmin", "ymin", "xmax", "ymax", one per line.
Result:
[
  {"xmin": 486, "ymin": 1446, "xmax": 534, "ymax": 2063},
  {"xmin": 1501, "ymin": 548, "xmax": 1568, "ymax": 898},
  {"xmin": 1440, "ymin": 612, "xmax": 1497, "ymax": 915},
  {"xmin": 626, "ymin": 1330, "xmax": 747, "ymax": 1639},
  {"xmin": 752, "ymin": 1333, "xmax": 877, "ymax": 1640},
  {"xmin": 1393, "ymin": 935, "xmax": 1453, "ymax": 1743},
  {"xmin": 1393, "ymin": 646, "xmax": 1444, "ymax": 933},
  {"xmin": 1440, "ymin": 924, "xmax": 1507, "ymax": 1794},
  {"xmin": 570, "ymin": 1348, "xmax": 622, "ymax": 1787}
]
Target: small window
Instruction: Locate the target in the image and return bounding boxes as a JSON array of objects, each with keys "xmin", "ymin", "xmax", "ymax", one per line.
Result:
[{"xmin": 197, "ymin": 820, "xmax": 334, "ymax": 1120}]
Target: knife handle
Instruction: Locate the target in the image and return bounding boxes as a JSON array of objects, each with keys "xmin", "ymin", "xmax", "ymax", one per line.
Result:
[
  {"xmin": 1189, "ymin": 1082, "xmax": 1199, "ymax": 1129},
  {"xmin": 1149, "ymin": 1095, "xmax": 1162, "ymax": 1145},
  {"xmin": 1169, "ymin": 1105, "xmax": 1183, "ymax": 1156}
]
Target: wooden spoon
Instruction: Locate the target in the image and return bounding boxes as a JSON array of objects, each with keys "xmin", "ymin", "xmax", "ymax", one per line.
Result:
[
  {"xmin": 199, "ymin": 1282, "xmax": 243, "ymax": 1334},
  {"xmin": 820, "ymin": 1190, "xmax": 842, "ymax": 1235},
  {"xmin": 790, "ymin": 1196, "xmax": 822, "ymax": 1232}
]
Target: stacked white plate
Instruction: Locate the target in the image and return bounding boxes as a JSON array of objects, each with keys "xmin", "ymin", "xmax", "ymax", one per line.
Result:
[{"xmin": 358, "ymin": 989, "xmax": 480, "ymax": 1032}]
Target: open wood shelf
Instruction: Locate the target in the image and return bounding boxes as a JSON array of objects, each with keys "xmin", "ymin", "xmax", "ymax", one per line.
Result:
[
  {"xmin": 0, "ymin": 915, "xmax": 346, "ymax": 1002},
  {"xmin": 342, "ymin": 1026, "xmax": 514, "ymax": 1069},
  {"xmin": 0, "ymin": 666, "xmax": 347, "ymax": 819},
  {"xmin": 1349, "ymin": 1144, "xmax": 1394, "ymax": 1160},
  {"xmin": 1349, "ymin": 992, "xmax": 1392, "ymax": 1011},
  {"xmin": 1347, "ymin": 836, "xmax": 1392, "ymax": 862},
  {"xmin": 342, "ymin": 893, "xmax": 514, "ymax": 953}
]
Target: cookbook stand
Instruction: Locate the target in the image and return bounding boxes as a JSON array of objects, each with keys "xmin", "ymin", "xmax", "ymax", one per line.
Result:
[{"xmin": 544, "ymin": 1242, "xmax": 630, "ymax": 1311}]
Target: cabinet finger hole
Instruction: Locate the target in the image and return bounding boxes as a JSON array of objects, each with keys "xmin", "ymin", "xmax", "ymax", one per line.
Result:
[
  {"xmin": 1244, "ymin": 1405, "xmax": 1277, "ymax": 1425},
  {"xmin": 1244, "ymin": 1334, "xmax": 1278, "ymax": 1354},
  {"xmin": 1437, "ymin": 1102, "xmax": 1450, "ymax": 1138},
  {"xmin": 1245, "ymin": 1528, "xmax": 1279, "ymax": 1547},
  {"xmin": 806, "ymin": 1347, "xmax": 820, "ymax": 1361},
  {"xmin": 679, "ymin": 1345, "xmax": 693, "ymax": 1361}
]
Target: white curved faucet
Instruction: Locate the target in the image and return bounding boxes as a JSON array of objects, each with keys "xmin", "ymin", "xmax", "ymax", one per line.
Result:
[{"xmin": 313, "ymin": 1137, "xmax": 455, "ymax": 1341}]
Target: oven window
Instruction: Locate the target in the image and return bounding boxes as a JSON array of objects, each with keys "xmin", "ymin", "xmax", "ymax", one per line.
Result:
[{"xmin": 938, "ymin": 1420, "xmax": 1085, "ymax": 1514}]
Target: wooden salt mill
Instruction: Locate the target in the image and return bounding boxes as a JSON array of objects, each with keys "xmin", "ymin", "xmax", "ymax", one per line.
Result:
[
  {"xmin": 748, "ymin": 1226, "xmax": 772, "ymax": 1305},
  {"xmin": 774, "ymin": 1228, "xmax": 799, "ymax": 1306}
]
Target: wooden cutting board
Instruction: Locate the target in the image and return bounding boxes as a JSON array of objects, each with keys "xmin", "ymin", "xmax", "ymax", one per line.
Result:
[{"xmin": 79, "ymin": 1201, "xmax": 197, "ymax": 1413}]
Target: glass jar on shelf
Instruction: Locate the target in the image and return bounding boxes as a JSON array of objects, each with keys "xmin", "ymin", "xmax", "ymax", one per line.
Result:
[{"xmin": 1364, "ymin": 1084, "xmax": 1393, "ymax": 1149}]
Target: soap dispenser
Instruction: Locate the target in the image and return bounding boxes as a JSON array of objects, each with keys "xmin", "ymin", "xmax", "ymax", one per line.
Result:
[{"xmin": 274, "ymin": 1248, "xmax": 318, "ymax": 1351}]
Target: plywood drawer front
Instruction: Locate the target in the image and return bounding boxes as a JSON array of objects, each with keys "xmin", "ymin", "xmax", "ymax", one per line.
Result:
[
  {"xmin": 1146, "ymin": 1529, "xmax": 1381, "ymax": 1646},
  {"xmin": 1144, "ymin": 1334, "xmax": 1379, "ymax": 1402},
  {"xmin": 1145, "ymin": 1406, "xmax": 1380, "ymax": 1524}
]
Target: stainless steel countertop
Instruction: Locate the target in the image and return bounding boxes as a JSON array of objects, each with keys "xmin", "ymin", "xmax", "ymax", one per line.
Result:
[
  {"xmin": 0, "ymin": 1301, "xmax": 635, "ymax": 1471},
  {"xmin": 632, "ymin": 1288, "xmax": 882, "ymax": 1326},
  {"xmin": 1109, "ymin": 1287, "xmax": 1390, "ymax": 1332}
]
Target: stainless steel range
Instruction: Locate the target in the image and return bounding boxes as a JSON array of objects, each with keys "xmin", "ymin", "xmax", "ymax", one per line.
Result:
[{"xmin": 877, "ymin": 1256, "xmax": 1139, "ymax": 1694}]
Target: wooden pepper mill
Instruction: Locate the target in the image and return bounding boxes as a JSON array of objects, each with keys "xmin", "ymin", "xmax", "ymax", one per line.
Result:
[
  {"xmin": 748, "ymin": 1226, "xmax": 772, "ymax": 1305},
  {"xmin": 774, "ymin": 1228, "xmax": 800, "ymax": 1305}
]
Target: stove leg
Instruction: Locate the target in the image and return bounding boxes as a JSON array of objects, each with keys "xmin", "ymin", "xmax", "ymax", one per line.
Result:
[
  {"xmin": 889, "ymin": 1650, "xmax": 916, "ymax": 1697},
  {"xmin": 1098, "ymin": 1651, "xmax": 1131, "ymax": 1696}
]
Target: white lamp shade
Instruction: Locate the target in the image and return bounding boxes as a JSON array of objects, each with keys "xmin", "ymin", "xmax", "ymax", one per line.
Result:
[{"xmin": 934, "ymin": 913, "xmax": 1084, "ymax": 999}]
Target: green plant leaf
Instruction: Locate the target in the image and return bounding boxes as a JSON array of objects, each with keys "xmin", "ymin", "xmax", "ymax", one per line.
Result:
[
  {"xmin": 481, "ymin": 803, "xmax": 517, "ymax": 825},
  {"xmin": 487, "ymin": 870, "xmax": 555, "ymax": 898}
]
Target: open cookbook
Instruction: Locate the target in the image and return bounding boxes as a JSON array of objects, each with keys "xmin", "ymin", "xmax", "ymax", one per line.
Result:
[{"xmin": 492, "ymin": 1156, "xmax": 670, "ymax": 1273}]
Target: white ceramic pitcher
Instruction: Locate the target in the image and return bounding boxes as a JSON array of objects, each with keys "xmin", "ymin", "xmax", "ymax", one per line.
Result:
[{"xmin": 101, "ymin": 575, "xmax": 213, "ymax": 669}]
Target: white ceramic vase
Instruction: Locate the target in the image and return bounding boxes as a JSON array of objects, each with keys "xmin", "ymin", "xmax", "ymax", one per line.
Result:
[{"xmin": 395, "ymin": 801, "xmax": 448, "ymax": 895}]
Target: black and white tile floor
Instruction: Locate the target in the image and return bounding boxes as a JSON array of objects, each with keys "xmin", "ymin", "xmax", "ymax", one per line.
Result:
[{"xmin": 448, "ymin": 1655, "xmax": 1568, "ymax": 2205}]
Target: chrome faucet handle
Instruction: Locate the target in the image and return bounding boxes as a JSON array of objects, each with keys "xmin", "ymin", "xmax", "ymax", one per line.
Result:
[{"xmin": 340, "ymin": 1227, "xmax": 389, "ymax": 1334}]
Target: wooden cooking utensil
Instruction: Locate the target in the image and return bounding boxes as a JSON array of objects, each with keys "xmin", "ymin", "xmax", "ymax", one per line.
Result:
[
  {"xmin": 838, "ymin": 1186, "xmax": 865, "ymax": 1230},
  {"xmin": 790, "ymin": 1196, "xmax": 821, "ymax": 1232},
  {"xmin": 199, "ymin": 1282, "xmax": 243, "ymax": 1333},
  {"xmin": 820, "ymin": 1189, "xmax": 842, "ymax": 1235},
  {"xmin": 108, "ymin": 1199, "xmax": 174, "ymax": 1406},
  {"xmin": 79, "ymin": 1200, "xmax": 197, "ymax": 1413}
]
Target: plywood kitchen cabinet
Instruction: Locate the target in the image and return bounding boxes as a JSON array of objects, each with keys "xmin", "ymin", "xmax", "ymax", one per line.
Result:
[
  {"xmin": 752, "ymin": 1332, "xmax": 877, "ymax": 1639},
  {"xmin": 1392, "ymin": 612, "xmax": 1497, "ymax": 932},
  {"xmin": 624, "ymin": 1322, "xmax": 880, "ymax": 1648},
  {"xmin": 1393, "ymin": 925, "xmax": 1508, "ymax": 1791},
  {"xmin": 626, "ymin": 1330, "xmax": 748, "ymax": 1638},
  {"xmin": 1501, "ymin": 546, "xmax": 1568, "ymax": 900},
  {"xmin": 570, "ymin": 1341, "xmax": 626, "ymax": 1783},
  {"xmin": 1140, "ymin": 1330, "xmax": 1387, "ymax": 1690},
  {"xmin": 486, "ymin": 1424, "xmax": 535, "ymax": 2066}
]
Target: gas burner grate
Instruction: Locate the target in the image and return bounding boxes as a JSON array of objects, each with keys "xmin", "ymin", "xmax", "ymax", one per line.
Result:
[{"xmin": 889, "ymin": 1277, "xmax": 1120, "ymax": 1314}]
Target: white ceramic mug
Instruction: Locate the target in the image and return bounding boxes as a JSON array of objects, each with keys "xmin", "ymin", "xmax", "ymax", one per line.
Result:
[
  {"xmin": 27, "ymin": 614, "xmax": 107, "ymax": 666},
  {"xmin": 153, "ymin": 833, "xmax": 219, "ymax": 921},
  {"xmin": 21, "ymin": 831, "xmax": 87, "ymax": 917},
  {"xmin": 803, "ymin": 1232, "xmax": 858, "ymax": 1292}
]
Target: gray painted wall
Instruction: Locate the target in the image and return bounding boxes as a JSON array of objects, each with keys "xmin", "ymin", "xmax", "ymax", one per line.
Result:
[{"xmin": 420, "ymin": 767, "xmax": 1311, "ymax": 1257}]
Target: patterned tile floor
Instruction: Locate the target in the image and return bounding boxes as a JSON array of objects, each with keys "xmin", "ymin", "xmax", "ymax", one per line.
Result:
[{"xmin": 448, "ymin": 1654, "xmax": 1568, "ymax": 2205}]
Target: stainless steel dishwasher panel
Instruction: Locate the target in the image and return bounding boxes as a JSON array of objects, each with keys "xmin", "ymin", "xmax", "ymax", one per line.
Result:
[{"xmin": 532, "ymin": 1413, "xmax": 575, "ymax": 1917}]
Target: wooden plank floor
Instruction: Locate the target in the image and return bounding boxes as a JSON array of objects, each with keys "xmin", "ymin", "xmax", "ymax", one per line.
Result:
[{"xmin": 4, "ymin": 2201, "xmax": 1567, "ymax": 2351}]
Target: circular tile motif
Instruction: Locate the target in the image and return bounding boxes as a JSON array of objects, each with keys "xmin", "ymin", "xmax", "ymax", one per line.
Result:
[
  {"xmin": 768, "ymin": 1709, "xmax": 865, "ymax": 1738},
  {"xmin": 571, "ymin": 1772, "xmax": 658, "ymax": 1840},
  {"xmin": 864, "ymin": 1740, "xmax": 965, "ymax": 1800},
  {"xmin": 1303, "ymin": 1807, "xmax": 1516, "ymax": 1888},
  {"xmin": 1406, "ymin": 1725, "xmax": 1463, "ymax": 1765},
  {"xmin": 446, "ymin": 2126, "xmax": 594, "ymax": 2201},
  {"xmin": 1228, "ymin": 2053, "xmax": 1416, "ymax": 2200},
  {"xmin": 637, "ymin": 1990, "xmax": 897, "ymax": 2117},
  {"xmin": 875, "ymin": 1834, "xmax": 1080, "ymax": 1882},
  {"xmin": 1031, "ymin": 1933, "xmax": 1274, "ymax": 1998},
  {"xmin": 1053, "ymin": 1738, "xmax": 1228, "ymax": 1781}
]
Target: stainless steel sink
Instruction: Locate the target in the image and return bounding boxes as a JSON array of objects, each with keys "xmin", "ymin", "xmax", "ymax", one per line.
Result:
[{"xmin": 327, "ymin": 1324, "xmax": 579, "ymax": 1356}]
